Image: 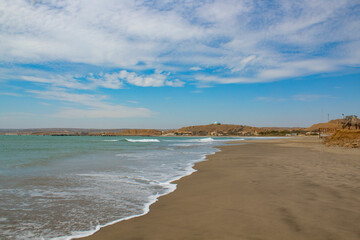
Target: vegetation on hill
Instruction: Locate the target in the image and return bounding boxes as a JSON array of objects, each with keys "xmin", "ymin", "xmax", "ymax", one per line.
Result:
[
  {"xmin": 115, "ymin": 129, "xmax": 162, "ymax": 136},
  {"xmin": 171, "ymin": 124, "xmax": 305, "ymax": 136},
  {"xmin": 174, "ymin": 124, "xmax": 258, "ymax": 136},
  {"xmin": 258, "ymin": 130, "xmax": 306, "ymax": 136}
]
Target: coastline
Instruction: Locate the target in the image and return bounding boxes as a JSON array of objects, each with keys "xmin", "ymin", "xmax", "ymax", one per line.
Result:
[
  {"xmin": 77, "ymin": 137, "xmax": 360, "ymax": 240},
  {"xmin": 53, "ymin": 138, "xmax": 223, "ymax": 240}
]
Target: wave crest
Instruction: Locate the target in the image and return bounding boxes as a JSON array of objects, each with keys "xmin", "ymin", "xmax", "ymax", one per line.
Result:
[{"xmin": 125, "ymin": 139, "xmax": 160, "ymax": 143}]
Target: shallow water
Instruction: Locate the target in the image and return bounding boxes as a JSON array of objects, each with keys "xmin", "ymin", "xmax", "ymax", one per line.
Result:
[{"xmin": 0, "ymin": 135, "xmax": 247, "ymax": 240}]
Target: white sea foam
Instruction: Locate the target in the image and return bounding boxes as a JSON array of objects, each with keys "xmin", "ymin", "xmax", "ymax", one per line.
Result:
[
  {"xmin": 48, "ymin": 146, "xmax": 222, "ymax": 240},
  {"xmin": 178, "ymin": 137, "xmax": 215, "ymax": 143},
  {"xmin": 198, "ymin": 137, "xmax": 215, "ymax": 142},
  {"xmin": 50, "ymin": 154, "xmax": 212, "ymax": 240},
  {"xmin": 125, "ymin": 139, "xmax": 160, "ymax": 143},
  {"xmin": 166, "ymin": 137, "xmax": 245, "ymax": 143},
  {"xmin": 102, "ymin": 140, "xmax": 119, "ymax": 142}
]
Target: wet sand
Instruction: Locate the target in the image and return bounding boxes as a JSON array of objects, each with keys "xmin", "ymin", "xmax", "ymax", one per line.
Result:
[{"xmin": 78, "ymin": 137, "xmax": 360, "ymax": 240}]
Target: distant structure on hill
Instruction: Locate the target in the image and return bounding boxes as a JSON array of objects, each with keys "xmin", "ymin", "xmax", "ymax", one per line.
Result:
[
  {"xmin": 213, "ymin": 121, "xmax": 221, "ymax": 125},
  {"xmin": 342, "ymin": 115, "xmax": 360, "ymax": 130}
]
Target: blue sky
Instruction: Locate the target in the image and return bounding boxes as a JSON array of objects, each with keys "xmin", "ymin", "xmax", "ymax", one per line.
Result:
[{"xmin": 0, "ymin": 0, "xmax": 359, "ymax": 129}]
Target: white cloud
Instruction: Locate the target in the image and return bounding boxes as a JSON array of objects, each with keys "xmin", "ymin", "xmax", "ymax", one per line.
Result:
[
  {"xmin": 165, "ymin": 79, "xmax": 185, "ymax": 87},
  {"xmin": 292, "ymin": 94, "xmax": 331, "ymax": 102},
  {"xmin": 195, "ymin": 75, "xmax": 256, "ymax": 84},
  {"xmin": 22, "ymin": 75, "xmax": 93, "ymax": 90},
  {"xmin": 87, "ymin": 73, "xmax": 124, "ymax": 89},
  {"xmin": 256, "ymin": 94, "xmax": 331, "ymax": 102},
  {"xmin": 0, "ymin": 112, "xmax": 36, "ymax": 120},
  {"xmin": 192, "ymin": 90, "xmax": 203, "ymax": 93},
  {"xmin": 258, "ymin": 59, "xmax": 337, "ymax": 80},
  {"xmin": 27, "ymin": 88, "xmax": 153, "ymax": 118},
  {"xmin": 256, "ymin": 97, "xmax": 274, "ymax": 101},
  {"xmin": 38, "ymin": 102, "xmax": 51, "ymax": 106},
  {"xmin": 0, "ymin": 0, "xmax": 203, "ymax": 67},
  {"xmin": 189, "ymin": 67, "xmax": 203, "ymax": 71},
  {"xmin": 20, "ymin": 69, "xmax": 185, "ymax": 89},
  {"xmin": 256, "ymin": 97, "xmax": 286, "ymax": 102},
  {"xmin": 101, "ymin": 70, "xmax": 185, "ymax": 87},
  {"xmin": 0, "ymin": 0, "xmax": 359, "ymax": 85},
  {"xmin": 0, "ymin": 92, "xmax": 22, "ymax": 97},
  {"xmin": 51, "ymin": 106, "xmax": 151, "ymax": 119},
  {"xmin": 119, "ymin": 70, "xmax": 165, "ymax": 87},
  {"xmin": 27, "ymin": 89, "xmax": 107, "ymax": 107}
]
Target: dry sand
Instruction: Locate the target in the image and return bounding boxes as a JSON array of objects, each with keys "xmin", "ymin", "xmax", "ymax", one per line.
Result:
[{"xmin": 78, "ymin": 137, "xmax": 360, "ymax": 240}]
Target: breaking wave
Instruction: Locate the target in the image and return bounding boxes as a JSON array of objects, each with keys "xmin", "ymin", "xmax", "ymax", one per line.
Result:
[{"xmin": 125, "ymin": 139, "xmax": 160, "ymax": 143}]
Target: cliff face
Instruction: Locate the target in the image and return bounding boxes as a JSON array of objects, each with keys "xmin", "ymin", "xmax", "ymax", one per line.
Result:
[{"xmin": 323, "ymin": 130, "xmax": 360, "ymax": 148}]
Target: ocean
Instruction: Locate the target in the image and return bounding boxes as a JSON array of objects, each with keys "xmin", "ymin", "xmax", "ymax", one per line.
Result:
[{"xmin": 0, "ymin": 135, "xmax": 246, "ymax": 240}]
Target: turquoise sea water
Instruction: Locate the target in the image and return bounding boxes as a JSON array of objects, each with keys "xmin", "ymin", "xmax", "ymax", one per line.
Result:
[{"xmin": 0, "ymin": 135, "xmax": 246, "ymax": 240}]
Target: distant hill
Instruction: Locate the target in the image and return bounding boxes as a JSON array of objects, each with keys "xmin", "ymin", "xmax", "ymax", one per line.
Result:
[
  {"xmin": 0, "ymin": 128, "xmax": 125, "ymax": 134},
  {"xmin": 0, "ymin": 128, "xmax": 163, "ymax": 136},
  {"xmin": 101, "ymin": 129, "xmax": 162, "ymax": 136},
  {"xmin": 0, "ymin": 124, "xmax": 306, "ymax": 136},
  {"xmin": 174, "ymin": 124, "xmax": 259, "ymax": 136},
  {"xmin": 1, "ymin": 119, "xmax": 352, "ymax": 136},
  {"xmin": 306, "ymin": 119, "xmax": 345, "ymax": 131},
  {"xmin": 167, "ymin": 124, "xmax": 305, "ymax": 136}
]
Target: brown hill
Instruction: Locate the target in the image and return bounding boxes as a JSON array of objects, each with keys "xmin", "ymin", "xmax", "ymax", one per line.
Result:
[
  {"xmin": 87, "ymin": 129, "xmax": 162, "ymax": 136},
  {"xmin": 117, "ymin": 129, "xmax": 162, "ymax": 136},
  {"xmin": 323, "ymin": 130, "xmax": 360, "ymax": 148},
  {"xmin": 306, "ymin": 119, "xmax": 344, "ymax": 131},
  {"xmin": 173, "ymin": 124, "xmax": 260, "ymax": 136}
]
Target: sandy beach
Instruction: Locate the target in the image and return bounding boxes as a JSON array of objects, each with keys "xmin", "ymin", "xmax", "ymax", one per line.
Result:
[{"xmin": 78, "ymin": 137, "xmax": 360, "ymax": 240}]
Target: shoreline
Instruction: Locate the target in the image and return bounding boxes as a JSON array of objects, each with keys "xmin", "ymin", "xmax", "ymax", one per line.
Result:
[
  {"xmin": 77, "ymin": 137, "xmax": 360, "ymax": 240},
  {"xmin": 61, "ymin": 141, "xmax": 223, "ymax": 240}
]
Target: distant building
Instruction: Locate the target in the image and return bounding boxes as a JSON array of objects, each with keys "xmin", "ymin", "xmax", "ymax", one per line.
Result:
[{"xmin": 213, "ymin": 121, "xmax": 221, "ymax": 125}]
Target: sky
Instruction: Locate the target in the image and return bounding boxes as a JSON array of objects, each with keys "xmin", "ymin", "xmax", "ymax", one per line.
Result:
[{"xmin": 0, "ymin": 0, "xmax": 359, "ymax": 129}]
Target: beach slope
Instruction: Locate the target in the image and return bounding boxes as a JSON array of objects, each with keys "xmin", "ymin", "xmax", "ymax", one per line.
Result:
[{"xmin": 78, "ymin": 137, "xmax": 360, "ymax": 240}]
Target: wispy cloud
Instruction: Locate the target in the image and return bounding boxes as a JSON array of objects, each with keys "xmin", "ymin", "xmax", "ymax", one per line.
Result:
[
  {"xmin": 192, "ymin": 90, "xmax": 203, "ymax": 94},
  {"xmin": 256, "ymin": 94, "xmax": 332, "ymax": 102},
  {"xmin": 292, "ymin": 94, "xmax": 331, "ymax": 102},
  {"xmin": 256, "ymin": 97, "xmax": 286, "ymax": 102},
  {"xmin": 21, "ymin": 75, "xmax": 94, "ymax": 90},
  {"xmin": 51, "ymin": 106, "xmax": 152, "ymax": 119},
  {"xmin": 20, "ymin": 69, "xmax": 183, "ymax": 89},
  {"xmin": 27, "ymin": 88, "xmax": 153, "ymax": 118},
  {"xmin": 189, "ymin": 67, "xmax": 203, "ymax": 71},
  {"xmin": 0, "ymin": 92, "xmax": 22, "ymax": 97},
  {"xmin": 100, "ymin": 70, "xmax": 184, "ymax": 87},
  {"xmin": 0, "ymin": 112, "xmax": 36, "ymax": 120}
]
